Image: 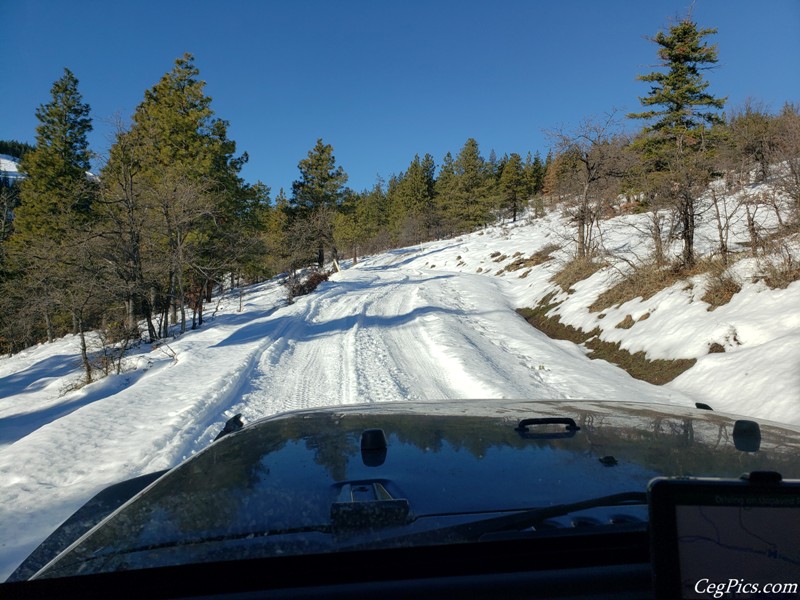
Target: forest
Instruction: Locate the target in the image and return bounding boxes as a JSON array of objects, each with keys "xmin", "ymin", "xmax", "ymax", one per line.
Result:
[{"xmin": 1, "ymin": 18, "xmax": 798, "ymax": 384}]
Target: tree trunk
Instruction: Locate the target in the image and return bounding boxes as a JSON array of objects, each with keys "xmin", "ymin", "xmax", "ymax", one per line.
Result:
[
  {"xmin": 125, "ymin": 297, "xmax": 136, "ymax": 331},
  {"xmin": 168, "ymin": 270, "xmax": 178, "ymax": 326},
  {"xmin": 680, "ymin": 194, "xmax": 695, "ymax": 268},
  {"xmin": 746, "ymin": 205, "xmax": 760, "ymax": 258},
  {"xmin": 76, "ymin": 316, "xmax": 92, "ymax": 384},
  {"xmin": 44, "ymin": 310, "xmax": 54, "ymax": 343},
  {"xmin": 710, "ymin": 190, "xmax": 729, "ymax": 265}
]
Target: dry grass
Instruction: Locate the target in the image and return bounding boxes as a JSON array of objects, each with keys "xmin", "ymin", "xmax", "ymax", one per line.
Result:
[
  {"xmin": 702, "ymin": 267, "xmax": 742, "ymax": 311},
  {"xmin": 516, "ymin": 295, "xmax": 598, "ymax": 346},
  {"xmin": 591, "ymin": 256, "xmax": 751, "ymax": 313},
  {"xmin": 516, "ymin": 296, "xmax": 695, "ymax": 385},
  {"xmin": 615, "ymin": 315, "xmax": 635, "ymax": 329},
  {"xmin": 497, "ymin": 244, "xmax": 559, "ymax": 276},
  {"xmin": 584, "ymin": 338, "xmax": 696, "ymax": 385},
  {"xmin": 763, "ymin": 245, "xmax": 800, "ymax": 289},
  {"xmin": 590, "ymin": 263, "xmax": 685, "ymax": 313},
  {"xmin": 550, "ymin": 258, "xmax": 607, "ymax": 294}
]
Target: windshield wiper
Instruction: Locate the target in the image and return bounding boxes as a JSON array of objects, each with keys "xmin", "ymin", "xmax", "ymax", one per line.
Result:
[
  {"xmin": 351, "ymin": 491, "xmax": 647, "ymax": 548},
  {"xmin": 53, "ymin": 492, "xmax": 646, "ymax": 572}
]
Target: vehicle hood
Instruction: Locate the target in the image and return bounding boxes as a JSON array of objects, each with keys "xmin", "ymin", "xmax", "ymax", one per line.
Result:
[{"xmin": 35, "ymin": 400, "xmax": 800, "ymax": 578}]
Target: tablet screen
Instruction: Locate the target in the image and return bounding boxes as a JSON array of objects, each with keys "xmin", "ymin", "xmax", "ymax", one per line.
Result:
[{"xmin": 649, "ymin": 477, "xmax": 800, "ymax": 599}]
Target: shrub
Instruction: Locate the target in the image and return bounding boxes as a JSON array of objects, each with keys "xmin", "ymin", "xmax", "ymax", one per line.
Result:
[
  {"xmin": 763, "ymin": 244, "xmax": 800, "ymax": 289},
  {"xmin": 702, "ymin": 269, "xmax": 741, "ymax": 311},
  {"xmin": 286, "ymin": 270, "xmax": 330, "ymax": 302},
  {"xmin": 590, "ymin": 262, "xmax": 686, "ymax": 312},
  {"xmin": 497, "ymin": 244, "xmax": 559, "ymax": 275},
  {"xmin": 615, "ymin": 315, "xmax": 635, "ymax": 329},
  {"xmin": 550, "ymin": 258, "xmax": 606, "ymax": 294}
]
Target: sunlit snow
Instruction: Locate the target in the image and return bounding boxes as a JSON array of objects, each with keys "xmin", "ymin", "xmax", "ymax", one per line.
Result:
[{"xmin": 1, "ymin": 197, "xmax": 798, "ymax": 580}]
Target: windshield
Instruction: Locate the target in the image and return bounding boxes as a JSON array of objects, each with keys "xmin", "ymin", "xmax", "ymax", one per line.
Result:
[{"xmin": 1, "ymin": 1, "xmax": 799, "ymax": 586}]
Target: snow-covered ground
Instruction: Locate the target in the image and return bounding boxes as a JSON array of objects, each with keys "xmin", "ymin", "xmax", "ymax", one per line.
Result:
[
  {"xmin": 0, "ymin": 154, "xmax": 24, "ymax": 183},
  {"xmin": 1, "ymin": 194, "xmax": 798, "ymax": 580}
]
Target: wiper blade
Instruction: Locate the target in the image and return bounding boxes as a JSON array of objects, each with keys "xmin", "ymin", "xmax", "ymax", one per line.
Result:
[
  {"xmin": 356, "ymin": 492, "xmax": 647, "ymax": 547},
  {"xmin": 82, "ymin": 524, "xmax": 334, "ymax": 560}
]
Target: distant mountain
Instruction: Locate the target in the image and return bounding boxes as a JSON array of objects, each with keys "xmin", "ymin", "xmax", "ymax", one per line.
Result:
[
  {"xmin": 0, "ymin": 154, "xmax": 97, "ymax": 182},
  {"xmin": 0, "ymin": 154, "xmax": 24, "ymax": 183}
]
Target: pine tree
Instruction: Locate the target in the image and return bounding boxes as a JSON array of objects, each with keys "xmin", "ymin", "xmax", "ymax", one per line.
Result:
[
  {"xmin": 435, "ymin": 139, "xmax": 492, "ymax": 234},
  {"xmin": 499, "ymin": 153, "xmax": 526, "ymax": 222},
  {"xmin": 8, "ymin": 69, "xmax": 104, "ymax": 376},
  {"xmin": 102, "ymin": 54, "xmax": 251, "ymax": 336},
  {"xmin": 629, "ymin": 17, "xmax": 726, "ymax": 267},
  {"xmin": 524, "ymin": 151, "xmax": 546, "ymax": 217},
  {"xmin": 15, "ymin": 68, "xmax": 93, "ymax": 241},
  {"xmin": 0, "ymin": 140, "xmax": 35, "ymax": 160},
  {"xmin": 356, "ymin": 180, "xmax": 389, "ymax": 252},
  {"xmin": 525, "ymin": 151, "xmax": 546, "ymax": 196},
  {"xmin": 434, "ymin": 152, "xmax": 458, "ymax": 235},
  {"xmin": 419, "ymin": 153, "xmax": 439, "ymax": 237},
  {"xmin": 388, "ymin": 154, "xmax": 437, "ymax": 244},
  {"xmin": 290, "ymin": 138, "xmax": 349, "ymax": 268}
]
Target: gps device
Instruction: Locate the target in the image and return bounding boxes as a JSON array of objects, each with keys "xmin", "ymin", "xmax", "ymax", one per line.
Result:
[{"xmin": 648, "ymin": 473, "xmax": 800, "ymax": 599}]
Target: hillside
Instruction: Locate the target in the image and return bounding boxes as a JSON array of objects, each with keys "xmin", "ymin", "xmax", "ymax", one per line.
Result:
[{"xmin": 0, "ymin": 176, "xmax": 799, "ymax": 579}]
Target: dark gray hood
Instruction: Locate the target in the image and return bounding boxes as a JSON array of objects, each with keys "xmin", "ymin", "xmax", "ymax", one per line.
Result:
[{"xmin": 36, "ymin": 400, "xmax": 800, "ymax": 578}]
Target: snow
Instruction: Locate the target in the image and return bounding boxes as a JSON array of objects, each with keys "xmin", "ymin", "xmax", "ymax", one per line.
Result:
[
  {"xmin": 1, "ymin": 188, "xmax": 799, "ymax": 580},
  {"xmin": 0, "ymin": 154, "xmax": 24, "ymax": 182}
]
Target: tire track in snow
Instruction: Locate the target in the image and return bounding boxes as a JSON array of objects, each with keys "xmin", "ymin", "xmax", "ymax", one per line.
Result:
[
  {"xmin": 232, "ymin": 273, "xmax": 415, "ymax": 417},
  {"xmin": 232, "ymin": 268, "xmax": 560, "ymax": 417},
  {"xmin": 229, "ymin": 261, "xmax": 693, "ymax": 425}
]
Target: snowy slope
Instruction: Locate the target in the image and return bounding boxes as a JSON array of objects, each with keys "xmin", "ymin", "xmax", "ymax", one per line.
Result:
[
  {"xmin": 0, "ymin": 154, "xmax": 24, "ymax": 182},
  {"xmin": 1, "ymin": 198, "xmax": 798, "ymax": 580}
]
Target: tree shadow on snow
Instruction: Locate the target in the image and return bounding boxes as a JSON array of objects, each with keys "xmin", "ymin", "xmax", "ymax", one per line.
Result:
[
  {"xmin": 0, "ymin": 364, "xmax": 153, "ymax": 447},
  {"xmin": 212, "ymin": 303, "xmax": 472, "ymax": 348},
  {"xmin": 0, "ymin": 354, "xmax": 79, "ymax": 399}
]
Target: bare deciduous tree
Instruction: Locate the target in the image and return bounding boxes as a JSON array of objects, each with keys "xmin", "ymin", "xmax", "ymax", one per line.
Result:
[{"xmin": 547, "ymin": 113, "xmax": 630, "ymax": 259}]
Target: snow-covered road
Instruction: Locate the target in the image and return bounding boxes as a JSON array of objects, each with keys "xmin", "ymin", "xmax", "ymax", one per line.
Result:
[
  {"xmin": 231, "ymin": 256, "xmax": 692, "ymax": 419},
  {"xmin": 0, "ymin": 251, "xmax": 694, "ymax": 579}
]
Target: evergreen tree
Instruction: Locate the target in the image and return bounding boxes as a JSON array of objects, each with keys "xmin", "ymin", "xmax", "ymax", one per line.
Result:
[
  {"xmin": 524, "ymin": 151, "xmax": 546, "ymax": 217},
  {"xmin": 333, "ymin": 189, "xmax": 363, "ymax": 264},
  {"xmin": 629, "ymin": 17, "xmax": 726, "ymax": 267},
  {"xmin": 419, "ymin": 153, "xmax": 439, "ymax": 237},
  {"xmin": 388, "ymin": 154, "xmax": 436, "ymax": 244},
  {"xmin": 525, "ymin": 151, "xmax": 546, "ymax": 196},
  {"xmin": 452, "ymin": 138, "xmax": 491, "ymax": 231},
  {"xmin": 437, "ymin": 141, "xmax": 488, "ymax": 234},
  {"xmin": 498, "ymin": 153, "xmax": 526, "ymax": 222},
  {"xmin": 356, "ymin": 180, "xmax": 390, "ymax": 252},
  {"xmin": 290, "ymin": 138, "xmax": 349, "ymax": 268},
  {"xmin": 15, "ymin": 68, "xmax": 93, "ymax": 241},
  {"xmin": 434, "ymin": 151, "xmax": 458, "ymax": 235},
  {"xmin": 102, "ymin": 54, "xmax": 251, "ymax": 336},
  {"xmin": 0, "ymin": 140, "xmax": 35, "ymax": 160},
  {"xmin": 6, "ymin": 69, "xmax": 104, "ymax": 375}
]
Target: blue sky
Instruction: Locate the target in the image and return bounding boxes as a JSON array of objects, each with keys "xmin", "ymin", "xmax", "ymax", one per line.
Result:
[{"xmin": 2, "ymin": 0, "xmax": 799, "ymax": 196}]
